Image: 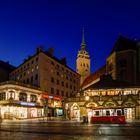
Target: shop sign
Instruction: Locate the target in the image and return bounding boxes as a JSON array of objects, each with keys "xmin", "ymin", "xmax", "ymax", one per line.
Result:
[
  {"xmin": 49, "ymin": 96, "xmax": 53, "ymax": 99},
  {"xmin": 18, "ymin": 102, "xmax": 36, "ymax": 106},
  {"xmin": 42, "ymin": 94, "xmax": 49, "ymax": 99},
  {"xmin": 53, "ymin": 96, "xmax": 61, "ymax": 100}
]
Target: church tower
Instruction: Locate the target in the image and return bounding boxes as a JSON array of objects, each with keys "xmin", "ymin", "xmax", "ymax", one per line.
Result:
[{"xmin": 76, "ymin": 29, "xmax": 90, "ymax": 85}]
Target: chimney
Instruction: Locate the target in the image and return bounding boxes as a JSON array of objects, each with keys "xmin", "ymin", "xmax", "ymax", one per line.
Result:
[
  {"xmin": 48, "ymin": 47, "xmax": 54, "ymax": 56},
  {"xmin": 36, "ymin": 45, "xmax": 44, "ymax": 54},
  {"xmin": 61, "ymin": 57, "xmax": 67, "ymax": 65}
]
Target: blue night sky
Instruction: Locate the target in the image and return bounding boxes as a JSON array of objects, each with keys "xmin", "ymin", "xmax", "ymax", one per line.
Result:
[{"xmin": 0, "ymin": 0, "xmax": 140, "ymax": 73}]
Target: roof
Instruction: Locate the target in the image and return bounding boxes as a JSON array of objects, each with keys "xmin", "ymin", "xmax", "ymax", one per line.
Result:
[
  {"xmin": 0, "ymin": 60, "xmax": 16, "ymax": 72},
  {"xmin": 85, "ymin": 75, "xmax": 137, "ymax": 90},
  {"xmin": 12, "ymin": 48, "xmax": 79, "ymax": 75},
  {"xmin": 81, "ymin": 65, "xmax": 106, "ymax": 88},
  {"xmin": 110, "ymin": 36, "xmax": 138, "ymax": 54}
]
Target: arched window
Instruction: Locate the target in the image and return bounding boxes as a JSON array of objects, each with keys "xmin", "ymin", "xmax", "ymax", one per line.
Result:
[
  {"xmin": 19, "ymin": 93, "xmax": 27, "ymax": 101},
  {"xmin": 0, "ymin": 92, "xmax": 6, "ymax": 100},
  {"xmin": 9, "ymin": 91, "xmax": 15, "ymax": 100},
  {"xmin": 30, "ymin": 95, "xmax": 37, "ymax": 102}
]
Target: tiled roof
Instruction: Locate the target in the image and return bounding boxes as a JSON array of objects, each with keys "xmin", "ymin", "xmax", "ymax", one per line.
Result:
[
  {"xmin": 81, "ymin": 65, "xmax": 106, "ymax": 88},
  {"xmin": 110, "ymin": 36, "xmax": 138, "ymax": 54},
  {"xmin": 85, "ymin": 75, "xmax": 137, "ymax": 90}
]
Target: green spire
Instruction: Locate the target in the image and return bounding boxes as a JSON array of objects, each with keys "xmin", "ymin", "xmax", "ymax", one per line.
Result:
[{"xmin": 81, "ymin": 28, "xmax": 86, "ymax": 50}]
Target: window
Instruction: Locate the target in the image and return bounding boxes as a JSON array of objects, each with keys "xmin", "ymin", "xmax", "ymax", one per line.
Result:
[
  {"xmin": 57, "ymin": 64, "xmax": 59, "ymax": 68},
  {"xmin": 36, "ymin": 57, "xmax": 38, "ymax": 62},
  {"xmin": 9, "ymin": 91, "xmax": 15, "ymax": 100},
  {"xmin": 95, "ymin": 111, "xmax": 99, "ymax": 116},
  {"xmin": 51, "ymin": 61, "xmax": 54, "ymax": 65},
  {"xmin": 56, "ymin": 89, "xmax": 59, "ymax": 95},
  {"xmin": 19, "ymin": 93, "xmax": 27, "ymax": 101},
  {"xmin": 51, "ymin": 77, "xmax": 54, "ymax": 83},
  {"xmin": 66, "ymin": 92, "xmax": 68, "ymax": 97},
  {"xmin": 57, "ymin": 80, "xmax": 59, "ymax": 85},
  {"xmin": 31, "ymin": 76, "xmax": 33, "ymax": 82},
  {"xmin": 51, "ymin": 88, "xmax": 54, "ymax": 94},
  {"xmin": 30, "ymin": 95, "xmax": 37, "ymax": 102},
  {"xmin": 35, "ymin": 74, "xmax": 38, "ymax": 80},
  {"xmin": 0, "ymin": 92, "xmax": 6, "ymax": 100},
  {"xmin": 61, "ymin": 81, "xmax": 64, "ymax": 86},
  {"xmin": 66, "ymin": 83, "xmax": 68, "ymax": 88},
  {"xmin": 106, "ymin": 111, "xmax": 110, "ymax": 116},
  {"xmin": 61, "ymin": 91, "xmax": 64, "ymax": 96}
]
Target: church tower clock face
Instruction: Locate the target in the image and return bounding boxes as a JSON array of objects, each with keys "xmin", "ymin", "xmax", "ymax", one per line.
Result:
[{"xmin": 76, "ymin": 29, "xmax": 91, "ymax": 85}]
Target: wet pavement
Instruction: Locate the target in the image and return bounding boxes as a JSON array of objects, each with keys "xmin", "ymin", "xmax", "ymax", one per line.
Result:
[{"xmin": 0, "ymin": 119, "xmax": 140, "ymax": 140}]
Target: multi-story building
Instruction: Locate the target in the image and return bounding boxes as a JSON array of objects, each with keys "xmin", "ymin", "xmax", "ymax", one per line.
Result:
[
  {"xmin": 76, "ymin": 30, "xmax": 90, "ymax": 85},
  {"xmin": 0, "ymin": 60, "xmax": 15, "ymax": 83},
  {"xmin": 10, "ymin": 47, "xmax": 80, "ymax": 98},
  {"xmin": 0, "ymin": 81, "xmax": 63, "ymax": 119},
  {"xmin": 106, "ymin": 36, "xmax": 140, "ymax": 84}
]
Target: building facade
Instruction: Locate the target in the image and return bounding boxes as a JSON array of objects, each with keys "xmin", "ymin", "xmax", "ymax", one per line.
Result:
[
  {"xmin": 106, "ymin": 36, "xmax": 140, "ymax": 84},
  {"xmin": 0, "ymin": 81, "xmax": 63, "ymax": 119},
  {"xmin": 76, "ymin": 30, "xmax": 90, "ymax": 85},
  {"xmin": 65, "ymin": 76, "xmax": 140, "ymax": 122},
  {"xmin": 10, "ymin": 48, "xmax": 80, "ymax": 98}
]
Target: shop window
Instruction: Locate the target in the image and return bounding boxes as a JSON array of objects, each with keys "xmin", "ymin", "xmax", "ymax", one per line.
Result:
[
  {"xmin": 30, "ymin": 95, "xmax": 37, "ymax": 102},
  {"xmin": 19, "ymin": 93, "xmax": 27, "ymax": 101},
  {"xmin": 0, "ymin": 92, "xmax": 6, "ymax": 100}
]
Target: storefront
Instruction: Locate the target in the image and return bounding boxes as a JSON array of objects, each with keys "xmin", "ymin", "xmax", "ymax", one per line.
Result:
[
  {"xmin": 41, "ymin": 94, "xmax": 64, "ymax": 117},
  {"xmin": 0, "ymin": 105, "xmax": 43, "ymax": 119}
]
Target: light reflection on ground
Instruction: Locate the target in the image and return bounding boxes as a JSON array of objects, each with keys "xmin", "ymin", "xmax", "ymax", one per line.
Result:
[{"xmin": 0, "ymin": 132, "xmax": 140, "ymax": 140}]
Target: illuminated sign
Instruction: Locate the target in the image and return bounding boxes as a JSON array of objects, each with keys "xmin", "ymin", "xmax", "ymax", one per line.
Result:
[
  {"xmin": 49, "ymin": 96, "xmax": 53, "ymax": 99},
  {"xmin": 18, "ymin": 102, "xmax": 36, "ymax": 106},
  {"xmin": 42, "ymin": 94, "xmax": 49, "ymax": 99},
  {"xmin": 53, "ymin": 96, "xmax": 61, "ymax": 100}
]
